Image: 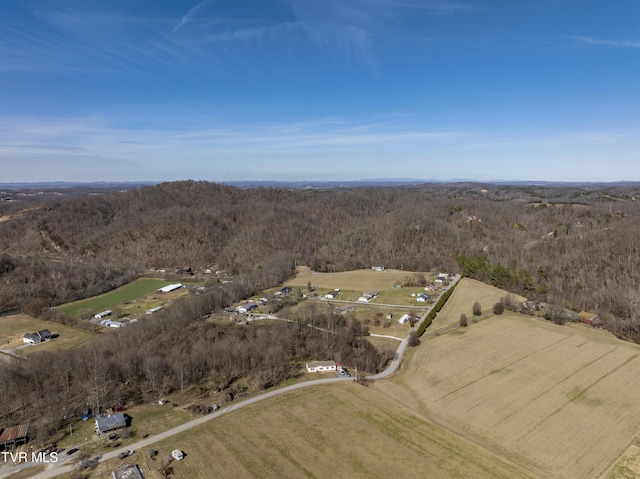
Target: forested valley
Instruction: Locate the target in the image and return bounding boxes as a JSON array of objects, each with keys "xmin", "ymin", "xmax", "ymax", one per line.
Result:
[{"xmin": 2, "ymin": 180, "xmax": 640, "ymax": 444}]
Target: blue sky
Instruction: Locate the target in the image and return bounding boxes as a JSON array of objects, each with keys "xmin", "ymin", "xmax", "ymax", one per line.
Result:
[{"xmin": 1, "ymin": 0, "xmax": 639, "ymax": 182}]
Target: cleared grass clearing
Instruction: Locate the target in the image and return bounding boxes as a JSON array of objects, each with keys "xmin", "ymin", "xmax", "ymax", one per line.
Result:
[
  {"xmin": 0, "ymin": 314, "xmax": 94, "ymax": 352},
  {"xmin": 80, "ymin": 383, "xmax": 531, "ymax": 479},
  {"xmin": 377, "ymin": 315, "xmax": 640, "ymax": 479},
  {"xmin": 286, "ymin": 267, "xmax": 433, "ymax": 293},
  {"xmin": 433, "ymin": 277, "xmax": 526, "ymax": 328},
  {"xmin": 58, "ymin": 278, "xmax": 176, "ymax": 318}
]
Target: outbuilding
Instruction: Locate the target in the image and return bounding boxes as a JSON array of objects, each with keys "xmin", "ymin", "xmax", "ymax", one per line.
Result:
[{"xmin": 158, "ymin": 283, "xmax": 183, "ymax": 293}]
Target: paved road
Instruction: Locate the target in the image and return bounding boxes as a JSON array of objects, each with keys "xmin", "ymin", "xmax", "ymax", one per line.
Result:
[
  {"xmin": 25, "ymin": 377, "xmax": 353, "ymax": 479},
  {"xmin": 15, "ymin": 275, "xmax": 460, "ymax": 479}
]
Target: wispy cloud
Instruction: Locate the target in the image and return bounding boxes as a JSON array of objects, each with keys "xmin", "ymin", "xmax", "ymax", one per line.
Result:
[
  {"xmin": 172, "ymin": 0, "xmax": 212, "ymax": 34},
  {"xmin": 572, "ymin": 36, "xmax": 640, "ymax": 49},
  {"xmin": 285, "ymin": 0, "xmax": 473, "ymax": 71},
  {"xmin": 0, "ymin": 113, "xmax": 457, "ymax": 181}
]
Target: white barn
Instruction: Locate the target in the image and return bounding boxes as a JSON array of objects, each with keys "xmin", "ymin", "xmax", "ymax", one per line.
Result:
[{"xmin": 158, "ymin": 283, "xmax": 183, "ymax": 293}]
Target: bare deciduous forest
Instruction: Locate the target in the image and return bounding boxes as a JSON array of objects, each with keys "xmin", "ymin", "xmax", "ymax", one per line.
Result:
[{"xmin": 1, "ymin": 180, "xmax": 640, "ymax": 444}]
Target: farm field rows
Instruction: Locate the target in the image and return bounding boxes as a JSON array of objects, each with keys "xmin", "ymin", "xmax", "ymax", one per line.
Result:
[{"xmin": 377, "ymin": 314, "xmax": 640, "ymax": 478}]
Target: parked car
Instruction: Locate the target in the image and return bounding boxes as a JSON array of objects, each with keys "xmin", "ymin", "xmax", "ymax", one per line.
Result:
[
  {"xmin": 118, "ymin": 450, "xmax": 134, "ymax": 460},
  {"xmin": 66, "ymin": 448, "xmax": 79, "ymax": 456}
]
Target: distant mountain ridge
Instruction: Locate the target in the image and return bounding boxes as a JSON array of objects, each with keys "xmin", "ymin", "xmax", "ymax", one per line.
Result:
[{"xmin": 2, "ymin": 178, "xmax": 640, "ymax": 190}]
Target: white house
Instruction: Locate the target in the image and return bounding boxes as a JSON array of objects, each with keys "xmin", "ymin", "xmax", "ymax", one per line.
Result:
[
  {"xmin": 146, "ymin": 306, "xmax": 163, "ymax": 315},
  {"xmin": 358, "ymin": 291, "xmax": 379, "ymax": 302},
  {"xmin": 416, "ymin": 293, "xmax": 429, "ymax": 302},
  {"xmin": 22, "ymin": 329, "xmax": 52, "ymax": 344},
  {"xmin": 398, "ymin": 314, "xmax": 411, "ymax": 324},
  {"xmin": 158, "ymin": 283, "xmax": 182, "ymax": 293},
  {"xmin": 95, "ymin": 310, "xmax": 113, "ymax": 319},
  {"xmin": 306, "ymin": 361, "xmax": 337, "ymax": 373},
  {"xmin": 325, "ymin": 289, "xmax": 340, "ymax": 299},
  {"xmin": 237, "ymin": 303, "xmax": 257, "ymax": 314}
]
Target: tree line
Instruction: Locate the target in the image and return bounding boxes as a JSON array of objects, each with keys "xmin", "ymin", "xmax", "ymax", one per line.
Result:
[
  {"xmin": 0, "ymin": 254, "xmax": 391, "ymax": 445},
  {"xmin": 2, "ymin": 181, "xmax": 640, "ymax": 336}
]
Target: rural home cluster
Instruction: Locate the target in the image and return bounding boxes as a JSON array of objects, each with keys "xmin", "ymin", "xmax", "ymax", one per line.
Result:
[{"xmin": 92, "ymin": 283, "xmax": 183, "ymax": 328}]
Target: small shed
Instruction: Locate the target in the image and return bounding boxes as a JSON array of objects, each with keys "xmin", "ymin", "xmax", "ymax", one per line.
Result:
[{"xmin": 577, "ymin": 311, "xmax": 602, "ymax": 327}]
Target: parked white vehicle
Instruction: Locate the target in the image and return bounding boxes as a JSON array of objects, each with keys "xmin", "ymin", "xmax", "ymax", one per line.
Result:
[{"xmin": 172, "ymin": 449, "xmax": 184, "ymax": 461}]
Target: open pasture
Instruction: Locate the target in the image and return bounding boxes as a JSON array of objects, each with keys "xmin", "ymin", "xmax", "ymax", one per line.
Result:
[
  {"xmin": 433, "ymin": 277, "xmax": 526, "ymax": 327},
  {"xmin": 378, "ymin": 315, "xmax": 640, "ymax": 478},
  {"xmin": 286, "ymin": 267, "xmax": 432, "ymax": 293},
  {"xmin": 81, "ymin": 383, "xmax": 531, "ymax": 479},
  {"xmin": 58, "ymin": 278, "xmax": 175, "ymax": 318}
]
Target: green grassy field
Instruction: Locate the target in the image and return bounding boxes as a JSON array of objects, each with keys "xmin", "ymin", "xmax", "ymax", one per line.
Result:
[
  {"xmin": 58, "ymin": 278, "xmax": 175, "ymax": 318},
  {"xmin": 0, "ymin": 314, "xmax": 95, "ymax": 352}
]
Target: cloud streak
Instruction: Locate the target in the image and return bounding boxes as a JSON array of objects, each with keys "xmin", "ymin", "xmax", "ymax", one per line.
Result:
[
  {"xmin": 172, "ymin": 0, "xmax": 212, "ymax": 33},
  {"xmin": 572, "ymin": 36, "xmax": 640, "ymax": 48}
]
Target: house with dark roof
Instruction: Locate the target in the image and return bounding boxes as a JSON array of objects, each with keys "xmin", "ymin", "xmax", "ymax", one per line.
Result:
[
  {"xmin": 22, "ymin": 329, "xmax": 52, "ymax": 344},
  {"xmin": 95, "ymin": 413, "xmax": 127, "ymax": 435}
]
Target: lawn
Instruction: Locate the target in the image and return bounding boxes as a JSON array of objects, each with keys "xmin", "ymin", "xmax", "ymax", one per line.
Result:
[
  {"xmin": 53, "ymin": 400, "xmax": 195, "ymax": 457},
  {"xmin": 0, "ymin": 314, "xmax": 95, "ymax": 352},
  {"xmin": 58, "ymin": 278, "xmax": 177, "ymax": 318},
  {"xmin": 377, "ymin": 314, "xmax": 640, "ymax": 479}
]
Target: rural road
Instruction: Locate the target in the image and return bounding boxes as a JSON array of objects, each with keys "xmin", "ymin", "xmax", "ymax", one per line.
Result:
[{"xmin": 15, "ymin": 275, "xmax": 460, "ymax": 479}]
